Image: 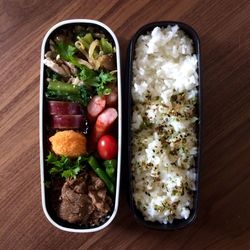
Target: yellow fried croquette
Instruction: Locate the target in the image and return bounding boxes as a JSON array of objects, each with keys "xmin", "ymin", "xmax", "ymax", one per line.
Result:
[{"xmin": 49, "ymin": 130, "xmax": 87, "ymax": 157}]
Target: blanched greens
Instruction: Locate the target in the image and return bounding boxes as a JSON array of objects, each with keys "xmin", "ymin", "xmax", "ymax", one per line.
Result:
[
  {"xmin": 46, "ymin": 67, "xmax": 116, "ymax": 106},
  {"xmin": 46, "ymin": 152, "xmax": 88, "ymax": 179},
  {"xmin": 54, "ymin": 42, "xmax": 81, "ymax": 69}
]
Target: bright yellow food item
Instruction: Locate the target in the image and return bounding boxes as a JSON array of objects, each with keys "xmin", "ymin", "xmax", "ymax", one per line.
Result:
[{"xmin": 49, "ymin": 130, "xmax": 87, "ymax": 157}]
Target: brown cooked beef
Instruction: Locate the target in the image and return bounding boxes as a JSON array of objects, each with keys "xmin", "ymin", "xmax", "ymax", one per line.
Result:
[
  {"xmin": 56, "ymin": 170, "xmax": 112, "ymax": 226},
  {"xmin": 88, "ymin": 172, "xmax": 112, "ymax": 226},
  {"xmin": 58, "ymin": 175, "xmax": 94, "ymax": 224}
]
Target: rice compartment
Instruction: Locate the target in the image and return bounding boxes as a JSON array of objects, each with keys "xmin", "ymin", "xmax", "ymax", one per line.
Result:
[{"xmin": 131, "ymin": 25, "xmax": 198, "ymax": 224}]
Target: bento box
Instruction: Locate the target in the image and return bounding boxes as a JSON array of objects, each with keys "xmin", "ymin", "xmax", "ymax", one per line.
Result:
[
  {"xmin": 126, "ymin": 21, "xmax": 202, "ymax": 230},
  {"xmin": 39, "ymin": 19, "xmax": 122, "ymax": 233}
]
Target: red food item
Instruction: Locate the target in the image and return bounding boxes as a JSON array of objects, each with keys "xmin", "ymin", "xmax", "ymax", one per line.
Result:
[
  {"xmin": 87, "ymin": 96, "xmax": 106, "ymax": 122},
  {"xmin": 92, "ymin": 108, "xmax": 118, "ymax": 145},
  {"xmin": 48, "ymin": 101, "xmax": 82, "ymax": 115},
  {"xmin": 97, "ymin": 135, "xmax": 118, "ymax": 160},
  {"xmin": 51, "ymin": 115, "xmax": 84, "ymax": 129},
  {"xmin": 106, "ymin": 86, "xmax": 118, "ymax": 107}
]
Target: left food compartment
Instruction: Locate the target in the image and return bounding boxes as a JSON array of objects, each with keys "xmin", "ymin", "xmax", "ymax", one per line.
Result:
[{"xmin": 39, "ymin": 19, "xmax": 121, "ymax": 233}]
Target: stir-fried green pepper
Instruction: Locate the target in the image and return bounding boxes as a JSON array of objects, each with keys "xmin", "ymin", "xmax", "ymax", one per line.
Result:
[
  {"xmin": 88, "ymin": 156, "xmax": 115, "ymax": 195},
  {"xmin": 103, "ymin": 160, "xmax": 117, "ymax": 183},
  {"xmin": 100, "ymin": 38, "xmax": 113, "ymax": 54},
  {"xmin": 77, "ymin": 33, "xmax": 94, "ymax": 50}
]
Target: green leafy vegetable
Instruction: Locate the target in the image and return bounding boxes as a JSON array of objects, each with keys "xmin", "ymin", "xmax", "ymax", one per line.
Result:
[
  {"xmin": 96, "ymin": 71, "xmax": 115, "ymax": 95},
  {"xmin": 78, "ymin": 67, "xmax": 116, "ymax": 96},
  {"xmin": 100, "ymin": 38, "xmax": 113, "ymax": 54},
  {"xmin": 95, "ymin": 83, "xmax": 111, "ymax": 96},
  {"xmin": 99, "ymin": 71, "xmax": 115, "ymax": 83},
  {"xmin": 77, "ymin": 33, "xmax": 94, "ymax": 50},
  {"xmin": 61, "ymin": 166, "xmax": 81, "ymax": 179},
  {"xmin": 79, "ymin": 85, "xmax": 91, "ymax": 106},
  {"xmin": 46, "ymin": 152, "xmax": 86, "ymax": 179},
  {"xmin": 55, "ymin": 42, "xmax": 75, "ymax": 61},
  {"xmin": 83, "ymin": 33, "xmax": 94, "ymax": 44},
  {"xmin": 79, "ymin": 66, "xmax": 99, "ymax": 84},
  {"xmin": 54, "ymin": 42, "xmax": 80, "ymax": 68}
]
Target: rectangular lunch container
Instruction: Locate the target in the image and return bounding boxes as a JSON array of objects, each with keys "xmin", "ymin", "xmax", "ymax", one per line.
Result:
[
  {"xmin": 125, "ymin": 21, "xmax": 202, "ymax": 230},
  {"xmin": 39, "ymin": 19, "xmax": 122, "ymax": 233}
]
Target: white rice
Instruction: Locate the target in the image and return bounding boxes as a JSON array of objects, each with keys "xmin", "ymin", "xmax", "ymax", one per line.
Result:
[{"xmin": 131, "ymin": 25, "xmax": 198, "ymax": 224}]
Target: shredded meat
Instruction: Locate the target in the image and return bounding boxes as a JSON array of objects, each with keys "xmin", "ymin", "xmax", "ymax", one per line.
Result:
[
  {"xmin": 43, "ymin": 58, "xmax": 70, "ymax": 77},
  {"xmin": 88, "ymin": 172, "xmax": 112, "ymax": 226},
  {"xmin": 55, "ymin": 170, "xmax": 112, "ymax": 226},
  {"xmin": 63, "ymin": 61, "xmax": 78, "ymax": 75}
]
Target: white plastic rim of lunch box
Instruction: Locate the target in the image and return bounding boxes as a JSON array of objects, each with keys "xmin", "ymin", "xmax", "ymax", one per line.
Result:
[{"xmin": 39, "ymin": 19, "xmax": 122, "ymax": 233}]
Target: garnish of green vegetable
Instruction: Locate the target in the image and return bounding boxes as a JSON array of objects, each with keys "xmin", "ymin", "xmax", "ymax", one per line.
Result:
[
  {"xmin": 79, "ymin": 85, "xmax": 91, "ymax": 106},
  {"xmin": 100, "ymin": 38, "xmax": 113, "ymax": 54},
  {"xmin": 46, "ymin": 152, "xmax": 86, "ymax": 179},
  {"xmin": 77, "ymin": 33, "xmax": 94, "ymax": 50},
  {"xmin": 88, "ymin": 156, "xmax": 115, "ymax": 195},
  {"xmin": 78, "ymin": 66, "xmax": 99, "ymax": 85},
  {"xmin": 78, "ymin": 67, "xmax": 115, "ymax": 96},
  {"xmin": 54, "ymin": 42, "xmax": 81, "ymax": 68},
  {"xmin": 46, "ymin": 80, "xmax": 91, "ymax": 106},
  {"xmin": 103, "ymin": 159, "xmax": 117, "ymax": 183},
  {"xmin": 96, "ymin": 71, "xmax": 115, "ymax": 95}
]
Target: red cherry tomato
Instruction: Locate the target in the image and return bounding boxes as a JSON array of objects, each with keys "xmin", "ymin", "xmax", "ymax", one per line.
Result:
[{"xmin": 97, "ymin": 135, "xmax": 118, "ymax": 160}]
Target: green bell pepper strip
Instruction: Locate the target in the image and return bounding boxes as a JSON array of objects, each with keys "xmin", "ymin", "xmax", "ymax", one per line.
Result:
[
  {"xmin": 88, "ymin": 156, "xmax": 115, "ymax": 195},
  {"xmin": 83, "ymin": 33, "xmax": 94, "ymax": 45},
  {"xmin": 100, "ymin": 38, "xmax": 113, "ymax": 54},
  {"xmin": 77, "ymin": 33, "xmax": 94, "ymax": 50}
]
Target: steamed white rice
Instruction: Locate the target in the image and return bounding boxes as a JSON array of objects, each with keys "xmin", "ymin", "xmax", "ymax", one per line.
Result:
[{"xmin": 131, "ymin": 25, "xmax": 198, "ymax": 224}]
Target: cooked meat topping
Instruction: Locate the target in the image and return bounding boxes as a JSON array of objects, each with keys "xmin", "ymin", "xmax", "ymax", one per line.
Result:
[
  {"xmin": 88, "ymin": 172, "xmax": 112, "ymax": 226},
  {"xmin": 56, "ymin": 171, "xmax": 112, "ymax": 226}
]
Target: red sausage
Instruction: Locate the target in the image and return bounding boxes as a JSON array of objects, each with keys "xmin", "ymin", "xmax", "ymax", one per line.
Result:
[
  {"xmin": 87, "ymin": 96, "xmax": 106, "ymax": 122},
  {"xmin": 92, "ymin": 108, "xmax": 118, "ymax": 145},
  {"xmin": 106, "ymin": 86, "xmax": 118, "ymax": 107}
]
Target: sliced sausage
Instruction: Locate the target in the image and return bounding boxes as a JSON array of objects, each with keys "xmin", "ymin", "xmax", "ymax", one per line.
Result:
[
  {"xmin": 87, "ymin": 96, "xmax": 106, "ymax": 122},
  {"xmin": 106, "ymin": 86, "xmax": 118, "ymax": 107},
  {"xmin": 90, "ymin": 108, "xmax": 118, "ymax": 148}
]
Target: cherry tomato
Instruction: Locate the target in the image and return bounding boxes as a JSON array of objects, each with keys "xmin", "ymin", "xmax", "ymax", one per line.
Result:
[{"xmin": 97, "ymin": 135, "xmax": 118, "ymax": 160}]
